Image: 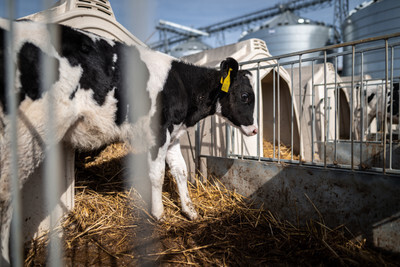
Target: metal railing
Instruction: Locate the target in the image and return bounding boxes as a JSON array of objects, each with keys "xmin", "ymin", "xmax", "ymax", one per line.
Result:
[{"xmin": 197, "ymin": 32, "xmax": 400, "ymax": 176}]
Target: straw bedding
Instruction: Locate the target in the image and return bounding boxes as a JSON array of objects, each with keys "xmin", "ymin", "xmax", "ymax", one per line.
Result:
[
  {"xmin": 263, "ymin": 139, "xmax": 299, "ymax": 160},
  {"xmin": 24, "ymin": 142, "xmax": 398, "ymax": 266}
]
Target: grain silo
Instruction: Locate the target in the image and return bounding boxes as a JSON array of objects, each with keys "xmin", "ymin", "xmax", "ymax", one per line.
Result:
[
  {"xmin": 239, "ymin": 10, "xmax": 339, "ymax": 64},
  {"xmin": 342, "ymin": 0, "xmax": 400, "ymax": 78},
  {"xmin": 170, "ymin": 38, "xmax": 212, "ymax": 58}
]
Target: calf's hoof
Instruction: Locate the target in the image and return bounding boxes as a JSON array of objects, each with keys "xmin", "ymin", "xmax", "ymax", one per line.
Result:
[{"xmin": 183, "ymin": 207, "xmax": 198, "ymax": 221}]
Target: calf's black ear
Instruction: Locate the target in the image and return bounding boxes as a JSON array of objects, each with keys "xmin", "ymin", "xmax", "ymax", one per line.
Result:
[{"xmin": 220, "ymin": 57, "xmax": 238, "ymax": 81}]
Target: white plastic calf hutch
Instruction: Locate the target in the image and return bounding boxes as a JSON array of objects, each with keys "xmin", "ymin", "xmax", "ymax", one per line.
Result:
[
  {"xmin": 180, "ymin": 38, "xmax": 301, "ymax": 176},
  {"xmin": 18, "ymin": 0, "xmax": 142, "ymax": 243},
  {"xmin": 286, "ymin": 63, "xmax": 351, "ymax": 163}
]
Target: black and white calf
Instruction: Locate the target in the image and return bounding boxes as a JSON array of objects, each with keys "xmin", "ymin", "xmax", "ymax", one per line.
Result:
[
  {"xmin": 0, "ymin": 20, "xmax": 257, "ymax": 264},
  {"xmin": 355, "ymin": 82, "xmax": 399, "ymax": 138}
]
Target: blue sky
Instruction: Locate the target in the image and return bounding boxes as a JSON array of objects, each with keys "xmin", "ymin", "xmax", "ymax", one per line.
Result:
[{"xmin": 0, "ymin": 0, "xmax": 366, "ymax": 47}]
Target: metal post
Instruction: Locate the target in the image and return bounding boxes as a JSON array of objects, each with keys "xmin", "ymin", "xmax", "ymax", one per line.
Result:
[
  {"xmin": 299, "ymin": 55, "xmax": 303, "ymax": 164},
  {"xmin": 334, "ymin": 56, "xmax": 338, "ymax": 162},
  {"xmin": 273, "ymin": 67, "xmax": 276, "ymax": 160},
  {"xmin": 290, "ymin": 63, "xmax": 294, "ymax": 161},
  {"xmin": 323, "ymin": 51, "xmax": 328, "ymax": 168},
  {"xmin": 360, "ymin": 53, "xmax": 364, "ymax": 167},
  {"xmin": 225, "ymin": 124, "xmax": 230, "ymax": 158},
  {"xmin": 350, "ymin": 46, "xmax": 355, "ymax": 170},
  {"xmin": 195, "ymin": 122, "xmax": 201, "ymax": 173},
  {"xmin": 311, "ymin": 61, "xmax": 315, "ymax": 163},
  {"xmin": 389, "ymin": 46, "xmax": 394, "ymax": 170},
  {"xmin": 277, "ymin": 62, "xmax": 281, "ymax": 162},
  {"xmin": 257, "ymin": 62, "xmax": 261, "ymax": 161},
  {"xmin": 5, "ymin": 3, "xmax": 23, "ymax": 266},
  {"xmin": 41, "ymin": 2, "xmax": 64, "ymax": 264},
  {"xmin": 383, "ymin": 40, "xmax": 389, "ymax": 174}
]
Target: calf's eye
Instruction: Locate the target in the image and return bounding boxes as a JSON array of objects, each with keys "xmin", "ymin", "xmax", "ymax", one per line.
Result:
[{"xmin": 241, "ymin": 92, "xmax": 249, "ymax": 103}]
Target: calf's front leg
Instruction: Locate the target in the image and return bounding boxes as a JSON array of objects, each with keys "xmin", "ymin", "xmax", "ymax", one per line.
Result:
[{"xmin": 166, "ymin": 139, "xmax": 198, "ymax": 220}]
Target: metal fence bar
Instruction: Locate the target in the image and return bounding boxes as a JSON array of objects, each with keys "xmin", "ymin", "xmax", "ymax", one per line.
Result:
[
  {"xmin": 290, "ymin": 63, "xmax": 294, "ymax": 161},
  {"xmin": 323, "ymin": 51, "xmax": 328, "ymax": 168},
  {"xmin": 389, "ymin": 47, "xmax": 394, "ymax": 170},
  {"xmin": 298, "ymin": 55, "xmax": 303, "ymax": 165},
  {"xmin": 257, "ymin": 62, "xmax": 261, "ymax": 161},
  {"xmin": 5, "ymin": 2, "xmax": 23, "ymax": 266},
  {"xmin": 383, "ymin": 40, "xmax": 389, "ymax": 173},
  {"xmin": 334, "ymin": 56, "xmax": 338, "ymax": 162},
  {"xmin": 360, "ymin": 53, "xmax": 364, "ymax": 167},
  {"xmin": 273, "ymin": 67, "xmax": 276, "ymax": 160},
  {"xmin": 311, "ymin": 61, "xmax": 315, "ymax": 163},
  {"xmin": 43, "ymin": 22, "xmax": 64, "ymax": 267},
  {"xmin": 351, "ymin": 46, "xmax": 355, "ymax": 170},
  {"xmin": 277, "ymin": 62, "xmax": 281, "ymax": 162}
]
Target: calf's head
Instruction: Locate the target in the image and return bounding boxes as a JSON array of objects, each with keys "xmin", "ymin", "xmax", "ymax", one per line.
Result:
[{"xmin": 218, "ymin": 57, "xmax": 258, "ymax": 136}]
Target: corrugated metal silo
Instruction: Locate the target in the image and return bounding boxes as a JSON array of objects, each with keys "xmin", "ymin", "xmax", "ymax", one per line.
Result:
[
  {"xmin": 342, "ymin": 0, "xmax": 400, "ymax": 78},
  {"xmin": 170, "ymin": 38, "xmax": 212, "ymax": 58},
  {"xmin": 239, "ymin": 11, "xmax": 338, "ymax": 64}
]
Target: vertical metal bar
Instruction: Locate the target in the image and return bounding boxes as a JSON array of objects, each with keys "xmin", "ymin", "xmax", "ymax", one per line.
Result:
[
  {"xmin": 240, "ymin": 63, "xmax": 244, "ymax": 160},
  {"xmin": 290, "ymin": 63, "xmax": 294, "ymax": 161},
  {"xmin": 360, "ymin": 53, "xmax": 364, "ymax": 168},
  {"xmin": 383, "ymin": 40, "xmax": 389, "ymax": 174},
  {"xmin": 225, "ymin": 124, "xmax": 230, "ymax": 158},
  {"xmin": 5, "ymin": 3, "xmax": 23, "ymax": 266},
  {"xmin": 327, "ymin": 96, "xmax": 331, "ymax": 140},
  {"xmin": 277, "ymin": 62, "xmax": 281, "ymax": 162},
  {"xmin": 273, "ymin": 67, "xmax": 276, "ymax": 160},
  {"xmin": 42, "ymin": 1, "xmax": 63, "ymax": 264},
  {"xmin": 311, "ymin": 61, "xmax": 315, "ymax": 163},
  {"xmin": 125, "ymin": 2, "xmax": 157, "ymax": 264},
  {"xmin": 389, "ymin": 46, "xmax": 394, "ymax": 170},
  {"xmin": 397, "ymin": 47, "xmax": 400, "ymax": 142},
  {"xmin": 241, "ymin": 132, "xmax": 244, "ymax": 159},
  {"xmin": 257, "ymin": 62, "xmax": 261, "ymax": 161},
  {"xmin": 210, "ymin": 117, "xmax": 214, "ymax": 157},
  {"xmin": 230, "ymin": 127, "xmax": 234, "ymax": 154},
  {"xmin": 350, "ymin": 46, "xmax": 355, "ymax": 170},
  {"xmin": 334, "ymin": 56, "xmax": 338, "ymax": 162},
  {"xmin": 299, "ymin": 55, "xmax": 303, "ymax": 165},
  {"xmin": 380, "ymin": 80, "xmax": 384, "ymax": 142},
  {"xmin": 323, "ymin": 51, "xmax": 328, "ymax": 168},
  {"xmin": 376, "ymin": 80, "xmax": 380, "ymax": 142},
  {"xmin": 195, "ymin": 122, "xmax": 201, "ymax": 171}
]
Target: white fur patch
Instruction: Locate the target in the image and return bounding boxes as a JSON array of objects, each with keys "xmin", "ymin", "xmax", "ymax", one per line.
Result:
[
  {"xmin": 215, "ymin": 100, "xmax": 222, "ymax": 115},
  {"xmin": 240, "ymin": 124, "xmax": 258, "ymax": 136}
]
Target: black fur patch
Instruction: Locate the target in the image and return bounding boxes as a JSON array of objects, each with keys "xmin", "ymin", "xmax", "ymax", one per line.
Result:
[
  {"xmin": 388, "ymin": 83, "xmax": 399, "ymax": 116},
  {"xmin": 55, "ymin": 25, "xmax": 116, "ymax": 106},
  {"xmin": 18, "ymin": 42, "xmax": 60, "ymax": 102},
  {"xmin": 367, "ymin": 92, "xmax": 375, "ymax": 103},
  {"xmin": 0, "ymin": 38, "xmax": 60, "ymax": 113},
  {"xmin": 54, "ymin": 25, "xmax": 152, "ymax": 126},
  {"xmin": 69, "ymin": 86, "xmax": 79, "ymax": 100}
]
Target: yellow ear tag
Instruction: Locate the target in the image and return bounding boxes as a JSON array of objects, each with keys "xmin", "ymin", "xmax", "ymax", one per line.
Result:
[{"xmin": 220, "ymin": 68, "xmax": 232, "ymax": 93}]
